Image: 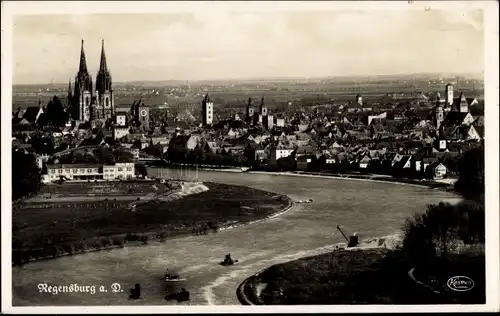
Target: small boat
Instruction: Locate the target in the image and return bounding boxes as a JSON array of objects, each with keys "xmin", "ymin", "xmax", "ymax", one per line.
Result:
[
  {"xmin": 219, "ymin": 254, "xmax": 239, "ymax": 266},
  {"xmin": 163, "ymin": 277, "xmax": 187, "ymax": 282},
  {"xmin": 296, "ymin": 199, "xmax": 313, "ymax": 204},
  {"xmin": 161, "ymin": 271, "xmax": 186, "ymax": 282}
]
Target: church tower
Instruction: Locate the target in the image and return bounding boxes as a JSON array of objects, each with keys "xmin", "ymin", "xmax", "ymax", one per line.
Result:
[
  {"xmin": 202, "ymin": 93, "xmax": 214, "ymax": 126},
  {"xmin": 458, "ymin": 91, "xmax": 469, "ymax": 113},
  {"xmin": 96, "ymin": 39, "xmax": 114, "ymax": 120},
  {"xmin": 356, "ymin": 93, "xmax": 363, "ymax": 106},
  {"xmin": 246, "ymin": 97, "xmax": 254, "ymax": 124},
  {"xmin": 73, "ymin": 39, "xmax": 93, "ymax": 121},
  {"xmin": 445, "ymin": 84, "xmax": 454, "ymax": 111},
  {"xmin": 435, "ymin": 94, "xmax": 444, "ymax": 130},
  {"xmin": 260, "ymin": 96, "xmax": 268, "ymax": 116},
  {"xmin": 67, "ymin": 78, "xmax": 73, "ymax": 109}
]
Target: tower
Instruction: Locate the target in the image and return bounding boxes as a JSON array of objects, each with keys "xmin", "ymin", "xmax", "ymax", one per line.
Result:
[
  {"xmin": 356, "ymin": 93, "xmax": 363, "ymax": 106},
  {"xmin": 136, "ymin": 100, "xmax": 150, "ymax": 130},
  {"xmin": 458, "ymin": 92, "xmax": 469, "ymax": 113},
  {"xmin": 246, "ymin": 97, "xmax": 254, "ymax": 123},
  {"xmin": 96, "ymin": 39, "xmax": 114, "ymax": 120},
  {"xmin": 260, "ymin": 96, "xmax": 268, "ymax": 116},
  {"xmin": 73, "ymin": 39, "xmax": 93, "ymax": 121},
  {"xmin": 202, "ymin": 94, "xmax": 214, "ymax": 126},
  {"xmin": 445, "ymin": 84, "xmax": 454, "ymax": 109},
  {"xmin": 435, "ymin": 95, "xmax": 444, "ymax": 130},
  {"xmin": 67, "ymin": 78, "xmax": 73, "ymax": 109}
]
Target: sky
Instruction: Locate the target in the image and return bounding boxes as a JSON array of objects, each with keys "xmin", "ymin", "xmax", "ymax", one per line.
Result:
[{"xmin": 12, "ymin": 9, "xmax": 484, "ymax": 84}]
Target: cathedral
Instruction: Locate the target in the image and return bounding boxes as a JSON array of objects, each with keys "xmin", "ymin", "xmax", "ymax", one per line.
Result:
[{"xmin": 68, "ymin": 39, "xmax": 114, "ymax": 124}]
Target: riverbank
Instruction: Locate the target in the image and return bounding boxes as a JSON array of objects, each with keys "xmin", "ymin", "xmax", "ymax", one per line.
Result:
[
  {"xmin": 12, "ymin": 182, "xmax": 292, "ymax": 266},
  {"xmin": 249, "ymin": 170, "xmax": 456, "ymax": 191},
  {"xmin": 152, "ymin": 165, "xmax": 457, "ymax": 192},
  {"xmin": 238, "ymin": 246, "xmax": 485, "ymax": 305}
]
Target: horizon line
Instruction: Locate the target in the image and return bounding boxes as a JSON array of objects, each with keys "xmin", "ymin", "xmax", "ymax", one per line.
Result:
[{"xmin": 13, "ymin": 72, "xmax": 485, "ymax": 86}]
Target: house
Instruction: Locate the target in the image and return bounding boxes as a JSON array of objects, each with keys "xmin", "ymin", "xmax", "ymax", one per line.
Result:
[
  {"xmin": 23, "ymin": 106, "xmax": 44, "ymax": 125},
  {"xmin": 358, "ymin": 155, "xmax": 371, "ymax": 169},
  {"xmin": 428, "ymin": 162, "xmax": 447, "ymax": 180},
  {"xmin": 474, "ymin": 116, "xmax": 484, "ymax": 126},
  {"xmin": 275, "ymin": 118, "xmax": 285, "ymax": 127},
  {"xmin": 458, "ymin": 125, "xmax": 482, "ymax": 141},
  {"xmin": 269, "ymin": 143, "xmax": 295, "ymax": 166},
  {"xmin": 244, "ymin": 143, "xmax": 267, "ymax": 163},
  {"xmin": 370, "ymin": 124, "xmax": 388, "ymax": 138},
  {"xmin": 392, "ymin": 155, "xmax": 412, "ymax": 174},
  {"xmin": 186, "ymin": 135, "xmax": 200, "ymax": 150},
  {"xmin": 411, "ymin": 153, "xmax": 424, "ymax": 173},
  {"xmin": 296, "ymin": 155, "xmax": 310, "ymax": 171},
  {"xmin": 347, "ymin": 102, "xmax": 362, "ymax": 113},
  {"xmin": 442, "ymin": 112, "xmax": 475, "ymax": 127},
  {"xmin": 45, "ymin": 162, "xmax": 135, "ymax": 182},
  {"xmin": 113, "ymin": 126, "xmax": 130, "ymax": 140},
  {"xmin": 422, "ymin": 157, "xmax": 438, "ymax": 173}
]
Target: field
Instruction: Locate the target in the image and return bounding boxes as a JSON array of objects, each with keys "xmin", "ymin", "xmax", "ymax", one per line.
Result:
[
  {"xmin": 253, "ymin": 249, "xmax": 485, "ymax": 305},
  {"xmin": 12, "ymin": 77, "xmax": 484, "ymax": 112},
  {"xmin": 31, "ymin": 181, "xmax": 172, "ymax": 201},
  {"xmin": 12, "ymin": 182, "xmax": 289, "ymax": 265}
]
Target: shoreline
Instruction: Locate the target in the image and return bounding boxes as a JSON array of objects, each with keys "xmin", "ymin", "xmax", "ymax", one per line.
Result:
[
  {"xmin": 150, "ymin": 166, "xmax": 456, "ymax": 193},
  {"xmin": 236, "ymin": 240, "xmax": 401, "ymax": 306},
  {"xmin": 12, "ymin": 186, "xmax": 294, "ymax": 267}
]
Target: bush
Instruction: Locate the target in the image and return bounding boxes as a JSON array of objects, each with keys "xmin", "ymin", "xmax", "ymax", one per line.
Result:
[
  {"xmin": 101, "ymin": 237, "xmax": 113, "ymax": 247},
  {"xmin": 158, "ymin": 231, "xmax": 167, "ymax": 242},
  {"xmin": 90, "ymin": 239, "xmax": 103, "ymax": 250},
  {"xmin": 402, "ymin": 201, "xmax": 485, "ymax": 262},
  {"xmin": 62, "ymin": 243, "xmax": 75, "ymax": 255},
  {"xmin": 112, "ymin": 237, "xmax": 125, "ymax": 246},
  {"xmin": 125, "ymin": 232, "xmax": 139, "ymax": 242},
  {"xmin": 140, "ymin": 235, "xmax": 149, "ymax": 244}
]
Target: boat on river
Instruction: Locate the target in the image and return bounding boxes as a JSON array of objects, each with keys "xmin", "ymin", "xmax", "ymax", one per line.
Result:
[
  {"xmin": 161, "ymin": 270, "xmax": 186, "ymax": 282},
  {"xmin": 219, "ymin": 254, "xmax": 239, "ymax": 266},
  {"xmin": 296, "ymin": 199, "xmax": 313, "ymax": 204}
]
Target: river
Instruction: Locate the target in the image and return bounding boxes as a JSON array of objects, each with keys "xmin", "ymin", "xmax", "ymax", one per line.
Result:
[{"xmin": 12, "ymin": 168, "xmax": 460, "ymax": 306}]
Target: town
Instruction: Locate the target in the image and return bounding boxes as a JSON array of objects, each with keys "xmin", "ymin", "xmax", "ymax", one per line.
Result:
[
  {"xmin": 7, "ymin": 4, "xmax": 491, "ymax": 309},
  {"xmin": 12, "ymin": 39, "xmax": 484, "ymax": 186}
]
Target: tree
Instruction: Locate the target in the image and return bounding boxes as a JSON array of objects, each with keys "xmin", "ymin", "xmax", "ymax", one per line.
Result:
[
  {"xmin": 454, "ymin": 147, "xmax": 484, "ymax": 201},
  {"xmin": 95, "ymin": 147, "xmax": 115, "ymax": 164},
  {"xmin": 135, "ymin": 162, "xmax": 148, "ymax": 177},
  {"xmin": 114, "ymin": 148, "xmax": 134, "ymax": 163},
  {"xmin": 12, "ymin": 149, "xmax": 41, "ymax": 201},
  {"xmin": 402, "ymin": 201, "xmax": 485, "ymax": 263}
]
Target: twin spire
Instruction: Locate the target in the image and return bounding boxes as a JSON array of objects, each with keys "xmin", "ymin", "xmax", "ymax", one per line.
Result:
[{"xmin": 77, "ymin": 39, "xmax": 108, "ymax": 75}]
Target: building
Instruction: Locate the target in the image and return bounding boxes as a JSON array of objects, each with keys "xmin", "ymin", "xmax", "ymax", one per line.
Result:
[
  {"xmin": 69, "ymin": 39, "xmax": 115, "ymax": 123},
  {"xmin": 269, "ymin": 144, "xmax": 295, "ymax": 165},
  {"xmin": 95, "ymin": 39, "xmax": 114, "ymax": 121},
  {"xmin": 43, "ymin": 162, "xmax": 135, "ymax": 183},
  {"xmin": 435, "ymin": 96, "xmax": 444, "ymax": 129},
  {"xmin": 445, "ymin": 84, "xmax": 454, "ymax": 110},
  {"xmin": 260, "ymin": 96, "xmax": 268, "ymax": 116},
  {"xmin": 102, "ymin": 163, "xmax": 135, "ymax": 180},
  {"xmin": 115, "ymin": 111, "xmax": 128, "ymax": 126},
  {"xmin": 45, "ymin": 163, "xmax": 102, "ymax": 182},
  {"xmin": 276, "ymin": 118, "xmax": 285, "ymax": 127},
  {"xmin": 246, "ymin": 97, "xmax": 255, "ymax": 124},
  {"xmin": 202, "ymin": 94, "xmax": 214, "ymax": 126},
  {"xmin": 113, "ymin": 126, "xmax": 130, "ymax": 140},
  {"xmin": 133, "ymin": 100, "xmax": 150, "ymax": 130}
]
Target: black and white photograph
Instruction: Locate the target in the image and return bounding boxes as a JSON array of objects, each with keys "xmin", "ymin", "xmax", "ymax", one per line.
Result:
[{"xmin": 1, "ymin": 1, "xmax": 499, "ymax": 313}]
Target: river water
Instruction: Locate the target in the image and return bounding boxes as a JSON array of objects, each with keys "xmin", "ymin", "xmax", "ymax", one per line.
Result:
[{"xmin": 12, "ymin": 169, "xmax": 460, "ymax": 306}]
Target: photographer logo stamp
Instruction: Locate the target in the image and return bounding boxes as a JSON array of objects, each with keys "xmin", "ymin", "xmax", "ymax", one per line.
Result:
[{"xmin": 447, "ymin": 276, "xmax": 475, "ymax": 292}]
